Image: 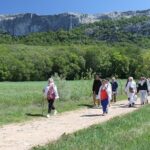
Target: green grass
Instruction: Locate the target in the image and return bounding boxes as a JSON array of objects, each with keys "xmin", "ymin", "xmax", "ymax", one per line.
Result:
[
  {"xmin": 33, "ymin": 104, "xmax": 150, "ymax": 150},
  {"xmin": 0, "ymin": 80, "xmax": 126, "ymax": 125}
]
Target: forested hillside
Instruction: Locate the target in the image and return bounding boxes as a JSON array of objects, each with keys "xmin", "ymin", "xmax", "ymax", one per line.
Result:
[
  {"xmin": 0, "ymin": 43, "xmax": 149, "ymax": 81},
  {"xmin": 0, "ymin": 16, "xmax": 150, "ymax": 81}
]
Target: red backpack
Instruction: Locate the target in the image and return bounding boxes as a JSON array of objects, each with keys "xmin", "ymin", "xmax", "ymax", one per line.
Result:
[{"xmin": 47, "ymin": 85, "xmax": 56, "ymax": 100}]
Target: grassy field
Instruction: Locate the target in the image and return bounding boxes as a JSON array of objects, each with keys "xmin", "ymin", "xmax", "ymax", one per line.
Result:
[
  {"xmin": 0, "ymin": 80, "xmax": 126, "ymax": 125},
  {"xmin": 33, "ymin": 104, "xmax": 150, "ymax": 150}
]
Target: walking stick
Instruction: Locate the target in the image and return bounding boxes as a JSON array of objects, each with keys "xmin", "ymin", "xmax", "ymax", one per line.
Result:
[{"xmin": 42, "ymin": 95, "xmax": 45, "ymax": 116}]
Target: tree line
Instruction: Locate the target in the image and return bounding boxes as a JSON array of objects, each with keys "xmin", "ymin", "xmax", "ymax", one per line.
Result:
[{"xmin": 0, "ymin": 43, "xmax": 149, "ymax": 81}]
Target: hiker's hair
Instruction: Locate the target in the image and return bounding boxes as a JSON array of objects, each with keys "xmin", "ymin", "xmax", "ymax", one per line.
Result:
[
  {"xmin": 95, "ymin": 73, "xmax": 101, "ymax": 78},
  {"xmin": 129, "ymin": 77, "xmax": 133, "ymax": 80},
  {"xmin": 112, "ymin": 77, "xmax": 115, "ymax": 80},
  {"xmin": 106, "ymin": 78, "xmax": 110, "ymax": 81},
  {"xmin": 102, "ymin": 79, "xmax": 106, "ymax": 83},
  {"xmin": 48, "ymin": 78, "xmax": 54, "ymax": 83}
]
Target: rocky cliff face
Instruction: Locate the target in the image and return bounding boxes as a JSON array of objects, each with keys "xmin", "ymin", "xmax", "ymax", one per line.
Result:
[{"xmin": 1, "ymin": 9, "xmax": 150, "ymax": 36}]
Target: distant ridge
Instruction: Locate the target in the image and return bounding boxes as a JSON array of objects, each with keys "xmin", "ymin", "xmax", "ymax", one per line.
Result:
[{"xmin": 0, "ymin": 9, "xmax": 150, "ymax": 36}]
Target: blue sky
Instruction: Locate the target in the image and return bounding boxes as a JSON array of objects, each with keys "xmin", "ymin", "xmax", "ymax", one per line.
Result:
[{"xmin": 1, "ymin": 0, "xmax": 150, "ymax": 15}]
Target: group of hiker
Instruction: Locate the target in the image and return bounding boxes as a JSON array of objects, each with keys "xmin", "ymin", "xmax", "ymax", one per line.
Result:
[
  {"xmin": 92, "ymin": 75, "xmax": 118, "ymax": 115},
  {"xmin": 92, "ymin": 74, "xmax": 150, "ymax": 116},
  {"xmin": 43, "ymin": 75, "xmax": 150, "ymax": 118},
  {"xmin": 125, "ymin": 76, "xmax": 150, "ymax": 107}
]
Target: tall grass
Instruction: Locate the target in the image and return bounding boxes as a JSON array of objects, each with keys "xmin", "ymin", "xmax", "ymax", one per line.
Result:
[
  {"xmin": 33, "ymin": 105, "xmax": 150, "ymax": 150},
  {"xmin": 0, "ymin": 80, "xmax": 126, "ymax": 125}
]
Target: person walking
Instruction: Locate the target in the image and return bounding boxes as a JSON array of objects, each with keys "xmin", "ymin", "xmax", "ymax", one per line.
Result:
[
  {"xmin": 92, "ymin": 74, "xmax": 102, "ymax": 108},
  {"xmin": 125, "ymin": 77, "xmax": 137, "ymax": 107},
  {"xmin": 43, "ymin": 78, "xmax": 59, "ymax": 118},
  {"xmin": 111, "ymin": 77, "xmax": 118, "ymax": 102},
  {"xmin": 137, "ymin": 77, "xmax": 149, "ymax": 105},
  {"xmin": 98, "ymin": 80, "xmax": 110, "ymax": 116}
]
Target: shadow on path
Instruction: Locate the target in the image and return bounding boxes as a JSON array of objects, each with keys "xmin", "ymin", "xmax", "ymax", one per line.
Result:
[
  {"xmin": 81, "ymin": 114, "xmax": 102, "ymax": 117},
  {"xmin": 25, "ymin": 113, "xmax": 45, "ymax": 117},
  {"xmin": 78, "ymin": 104, "xmax": 93, "ymax": 108},
  {"xmin": 111, "ymin": 103, "xmax": 138, "ymax": 109}
]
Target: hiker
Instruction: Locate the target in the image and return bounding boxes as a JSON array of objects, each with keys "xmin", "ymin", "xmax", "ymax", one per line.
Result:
[
  {"xmin": 43, "ymin": 78, "xmax": 59, "ymax": 118},
  {"xmin": 106, "ymin": 79, "xmax": 112, "ymax": 106},
  {"xmin": 98, "ymin": 79, "xmax": 110, "ymax": 116},
  {"xmin": 137, "ymin": 77, "xmax": 149, "ymax": 105},
  {"xmin": 92, "ymin": 74, "xmax": 102, "ymax": 108},
  {"xmin": 125, "ymin": 77, "xmax": 137, "ymax": 107},
  {"xmin": 111, "ymin": 77, "xmax": 118, "ymax": 102}
]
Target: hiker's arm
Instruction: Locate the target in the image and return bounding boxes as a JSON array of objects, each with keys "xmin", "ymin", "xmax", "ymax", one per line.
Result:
[{"xmin": 54, "ymin": 86, "xmax": 59, "ymax": 99}]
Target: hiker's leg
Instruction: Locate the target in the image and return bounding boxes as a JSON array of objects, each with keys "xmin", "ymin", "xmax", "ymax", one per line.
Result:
[
  {"xmin": 106, "ymin": 99, "xmax": 109, "ymax": 113},
  {"xmin": 101, "ymin": 100, "xmax": 108, "ymax": 113},
  {"xmin": 93, "ymin": 92, "xmax": 96, "ymax": 106},
  {"xmin": 114, "ymin": 93, "xmax": 116, "ymax": 102},
  {"xmin": 48, "ymin": 100, "xmax": 53, "ymax": 113},
  {"xmin": 50, "ymin": 99, "xmax": 57, "ymax": 115},
  {"xmin": 51, "ymin": 99, "xmax": 55, "ymax": 110},
  {"xmin": 140, "ymin": 91, "xmax": 143, "ymax": 104},
  {"xmin": 140, "ymin": 91, "xmax": 144, "ymax": 104},
  {"xmin": 112, "ymin": 93, "xmax": 114, "ymax": 102},
  {"xmin": 146, "ymin": 91, "xmax": 149, "ymax": 103},
  {"xmin": 97, "ymin": 98, "xmax": 100, "ymax": 106},
  {"xmin": 106, "ymin": 99, "xmax": 109, "ymax": 112},
  {"xmin": 129, "ymin": 93, "xmax": 133, "ymax": 106},
  {"xmin": 143, "ymin": 90, "xmax": 147, "ymax": 104},
  {"xmin": 48, "ymin": 101, "xmax": 50, "ymax": 113},
  {"xmin": 98, "ymin": 99, "xmax": 101, "ymax": 107},
  {"xmin": 101, "ymin": 101, "xmax": 104, "ymax": 113},
  {"xmin": 130, "ymin": 93, "xmax": 135, "ymax": 105}
]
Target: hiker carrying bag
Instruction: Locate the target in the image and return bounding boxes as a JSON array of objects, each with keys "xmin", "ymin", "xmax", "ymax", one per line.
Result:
[
  {"xmin": 47, "ymin": 85, "xmax": 56, "ymax": 100},
  {"xmin": 129, "ymin": 87, "xmax": 134, "ymax": 93}
]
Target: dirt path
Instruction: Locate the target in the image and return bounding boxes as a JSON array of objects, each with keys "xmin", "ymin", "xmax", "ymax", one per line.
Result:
[{"xmin": 0, "ymin": 99, "xmax": 144, "ymax": 150}]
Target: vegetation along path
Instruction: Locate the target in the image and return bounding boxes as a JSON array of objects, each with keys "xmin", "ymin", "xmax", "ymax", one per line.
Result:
[{"xmin": 0, "ymin": 98, "xmax": 147, "ymax": 150}]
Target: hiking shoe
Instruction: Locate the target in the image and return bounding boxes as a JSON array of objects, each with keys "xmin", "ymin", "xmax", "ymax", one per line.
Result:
[
  {"xmin": 106, "ymin": 109, "xmax": 108, "ymax": 114},
  {"xmin": 141, "ymin": 102, "xmax": 144, "ymax": 105},
  {"xmin": 129, "ymin": 104, "xmax": 132, "ymax": 107},
  {"xmin": 97, "ymin": 105, "xmax": 102, "ymax": 109},
  {"xmin": 102, "ymin": 113, "xmax": 107, "ymax": 116},
  {"xmin": 53, "ymin": 110, "xmax": 57, "ymax": 115},
  {"xmin": 47, "ymin": 114, "xmax": 50, "ymax": 118},
  {"xmin": 93, "ymin": 105, "xmax": 98, "ymax": 109}
]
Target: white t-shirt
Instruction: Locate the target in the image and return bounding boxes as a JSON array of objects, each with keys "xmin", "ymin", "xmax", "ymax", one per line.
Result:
[{"xmin": 125, "ymin": 81, "xmax": 136, "ymax": 96}]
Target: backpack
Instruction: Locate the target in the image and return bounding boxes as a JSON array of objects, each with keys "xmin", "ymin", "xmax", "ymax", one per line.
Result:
[{"xmin": 47, "ymin": 85, "xmax": 56, "ymax": 100}]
